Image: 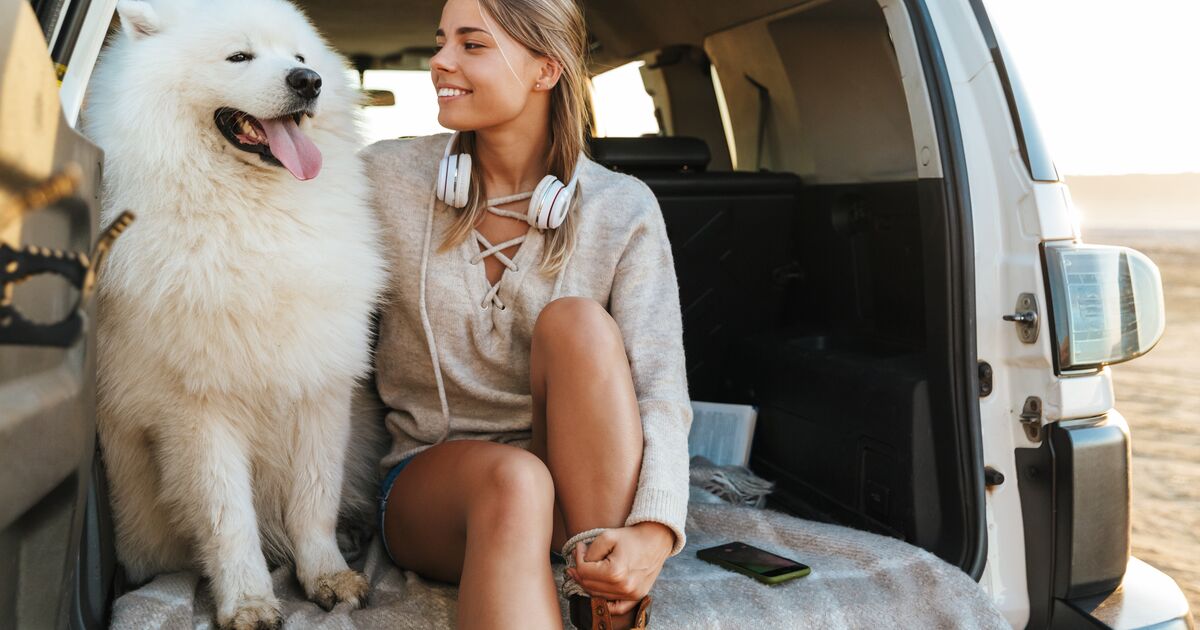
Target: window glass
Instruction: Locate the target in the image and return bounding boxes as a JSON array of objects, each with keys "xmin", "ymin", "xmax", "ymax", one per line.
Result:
[
  {"xmin": 591, "ymin": 61, "xmax": 659, "ymax": 137},
  {"xmin": 357, "ymin": 70, "xmax": 448, "ymax": 145},
  {"xmin": 357, "ymin": 61, "xmax": 661, "ymax": 144}
]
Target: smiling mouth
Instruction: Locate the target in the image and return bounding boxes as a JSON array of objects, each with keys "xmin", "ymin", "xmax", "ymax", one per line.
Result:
[
  {"xmin": 437, "ymin": 87, "xmax": 472, "ymax": 98},
  {"xmin": 213, "ymin": 107, "xmax": 323, "ymax": 180}
]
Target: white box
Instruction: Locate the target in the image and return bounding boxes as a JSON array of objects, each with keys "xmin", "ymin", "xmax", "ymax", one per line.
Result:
[{"xmin": 687, "ymin": 401, "xmax": 758, "ymax": 467}]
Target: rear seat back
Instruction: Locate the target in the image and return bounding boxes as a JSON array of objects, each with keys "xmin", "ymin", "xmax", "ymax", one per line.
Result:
[
  {"xmin": 588, "ymin": 136, "xmax": 711, "ymax": 173},
  {"xmin": 589, "ymin": 137, "xmax": 804, "ymax": 400}
]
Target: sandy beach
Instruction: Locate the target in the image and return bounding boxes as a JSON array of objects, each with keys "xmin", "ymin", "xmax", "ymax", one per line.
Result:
[{"xmin": 1083, "ymin": 228, "xmax": 1200, "ymax": 614}]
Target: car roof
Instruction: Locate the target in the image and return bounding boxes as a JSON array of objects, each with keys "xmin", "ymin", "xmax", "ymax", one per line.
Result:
[{"xmin": 294, "ymin": 0, "xmax": 867, "ymax": 69}]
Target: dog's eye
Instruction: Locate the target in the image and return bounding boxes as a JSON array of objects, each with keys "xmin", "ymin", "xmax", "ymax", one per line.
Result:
[
  {"xmin": 295, "ymin": 54, "xmax": 305, "ymax": 63},
  {"xmin": 226, "ymin": 52, "xmax": 254, "ymax": 63}
]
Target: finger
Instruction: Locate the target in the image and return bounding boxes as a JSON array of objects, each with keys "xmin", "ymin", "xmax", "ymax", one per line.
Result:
[
  {"xmin": 569, "ymin": 570, "xmax": 619, "ymax": 593},
  {"xmin": 572, "ymin": 545, "xmax": 604, "ymax": 580},
  {"xmin": 574, "ymin": 545, "xmax": 623, "ymax": 584},
  {"xmin": 573, "ymin": 542, "xmax": 587, "ymax": 568},
  {"xmin": 574, "ymin": 558, "xmax": 621, "ymax": 585},
  {"xmin": 575, "ymin": 583, "xmax": 629, "ymax": 601},
  {"xmin": 608, "ymin": 599, "xmax": 638, "ymax": 615},
  {"xmin": 571, "ymin": 573, "xmax": 641, "ymax": 601},
  {"xmin": 583, "ymin": 532, "xmax": 618, "ymax": 563},
  {"xmin": 569, "ymin": 575, "xmax": 622, "ymax": 596}
]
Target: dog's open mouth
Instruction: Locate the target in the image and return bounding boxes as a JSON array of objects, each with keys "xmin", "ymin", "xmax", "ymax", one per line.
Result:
[{"xmin": 214, "ymin": 108, "xmax": 322, "ymax": 181}]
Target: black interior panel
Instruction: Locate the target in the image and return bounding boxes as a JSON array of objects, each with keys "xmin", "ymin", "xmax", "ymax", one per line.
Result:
[{"xmin": 592, "ymin": 136, "xmax": 950, "ymax": 558}]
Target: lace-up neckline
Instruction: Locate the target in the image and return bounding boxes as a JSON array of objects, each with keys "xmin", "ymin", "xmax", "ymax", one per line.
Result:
[{"xmin": 469, "ymin": 191, "xmax": 535, "ymax": 310}]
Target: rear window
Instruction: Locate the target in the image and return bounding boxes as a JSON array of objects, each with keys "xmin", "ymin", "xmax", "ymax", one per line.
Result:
[
  {"xmin": 591, "ymin": 61, "xmax": 659, "ymax": 137},
  {"xmin": 972, "ymin": 0, "xmax": 1060, "ymax": 182},
  {"xmin": 358, "ymin": 70, "xmax": 448, "ymax": 143},
  {"xmin": 356, "ymin": 63, "xmax": 659, "ymax": 144}
]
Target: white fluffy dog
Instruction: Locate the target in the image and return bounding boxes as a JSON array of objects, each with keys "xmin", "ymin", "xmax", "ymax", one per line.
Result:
[{"xmin": 84, "ymin": 0, "xmax": 385, "ymax": 626}]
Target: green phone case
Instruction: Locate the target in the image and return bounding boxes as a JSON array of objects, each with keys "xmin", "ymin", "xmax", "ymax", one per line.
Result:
[{"xmin": 697, "ymin": 544, "xmax": 811, "ymax": 585}]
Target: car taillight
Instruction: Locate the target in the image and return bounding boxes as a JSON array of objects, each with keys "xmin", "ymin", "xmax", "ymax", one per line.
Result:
[{"xmin": 1042, "ymin": 242, "xmax": 1166, "ymax": 374}]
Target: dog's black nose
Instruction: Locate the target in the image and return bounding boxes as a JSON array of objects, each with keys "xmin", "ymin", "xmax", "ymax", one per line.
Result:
[{"xmin": 287, "ymin": 68, "xmax": 322, "ymax": 99}]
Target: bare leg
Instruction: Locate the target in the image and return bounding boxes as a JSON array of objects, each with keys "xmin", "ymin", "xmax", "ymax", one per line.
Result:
[
  {"xmin": 285, "ymin": 387, "xmax": 369, "ymax": 610},
  {"xmin": 530, "ymin": 297, "xmax": 645, "ymax": 624},
  {"xmin": 382, "ymin": 440, "xmax": 563, "ymax": 629}
]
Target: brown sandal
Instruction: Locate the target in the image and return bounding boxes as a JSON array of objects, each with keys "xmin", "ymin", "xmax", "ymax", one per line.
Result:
[
  {"xmin": 568, "ymin": 594, "xmax": 652, "ymax": 630},
  {"xmin": 560, "ymin": 529, "xmax": 653, "ymax": 629}
]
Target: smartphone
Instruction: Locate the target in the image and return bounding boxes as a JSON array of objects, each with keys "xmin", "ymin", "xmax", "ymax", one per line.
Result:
[{"xmin": 696, "ymin": 541, "xmax": 811, "ymax": 585}]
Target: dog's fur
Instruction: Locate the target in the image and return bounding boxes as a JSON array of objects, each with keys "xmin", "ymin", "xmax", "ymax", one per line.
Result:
[{"xmin": 84, "ymin": 1, "xmax": 386, "ymax": 626}]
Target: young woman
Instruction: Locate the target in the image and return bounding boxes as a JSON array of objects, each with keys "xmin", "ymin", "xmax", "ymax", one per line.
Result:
[{"xmin": 361, "ymin": 0, "xmax": 690, "ymax": 627}]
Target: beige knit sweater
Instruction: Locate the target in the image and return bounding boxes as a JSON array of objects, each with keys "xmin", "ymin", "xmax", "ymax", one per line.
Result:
[{"xmin": 361, "ymin": 134, "xmax": 692, "ymax": 555}]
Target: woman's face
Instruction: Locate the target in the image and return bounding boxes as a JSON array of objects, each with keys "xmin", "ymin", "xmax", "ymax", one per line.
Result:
[{"xmin": 432, "ymin": 0, "xmax": 549, "ymax": 131}]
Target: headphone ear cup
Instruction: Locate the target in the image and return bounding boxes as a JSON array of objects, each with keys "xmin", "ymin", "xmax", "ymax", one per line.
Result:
[
  {"xmin": 436, "ymin": 155, "xmax": 450, "ymax": 204},
  {"xmin": 536, "ymin": 179, "xmax": 565, "ymax": 229},
  {"xmin": 529, "ymin": 175, "xmax": 557, "ymax": 228},
  {"xmin": 535, "ymin": 176, "xmax": 565, "ymax": 230},
  {"xmin": 453, "ymin": 152, "xmax": 472, "ymax": 208},
  {"xmin": 447, "ymin": 154, "xmax": 460, "ymax": 206},
  {"xmin": 545, "ymin": 180, "xmax": 574, "ymax": 229}
]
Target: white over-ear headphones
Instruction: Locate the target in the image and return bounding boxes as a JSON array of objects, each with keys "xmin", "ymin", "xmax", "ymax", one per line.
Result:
[
  {"xmin": 435, "ymin": 131, "xmax": 580, "ymax": 230},
  {"xmin": 436, "ymin": 132, "xmax": 473, "ymax": 209}
]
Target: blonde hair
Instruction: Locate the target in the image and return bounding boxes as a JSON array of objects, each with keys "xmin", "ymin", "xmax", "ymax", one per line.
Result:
[{"xmin": 437, "ymin": 0, "xmax": 592, "ymax": 274}]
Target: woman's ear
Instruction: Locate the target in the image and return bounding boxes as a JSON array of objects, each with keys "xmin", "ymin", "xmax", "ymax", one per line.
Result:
[{"xmin": 535, "ymin": 57, "xmax": 564, "ymax": 91}]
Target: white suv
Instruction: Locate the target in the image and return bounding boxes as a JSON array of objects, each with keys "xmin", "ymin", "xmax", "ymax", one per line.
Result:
[{"xmin": 0, "ymin": 0, "xmax": 1190, "ymax": 627}]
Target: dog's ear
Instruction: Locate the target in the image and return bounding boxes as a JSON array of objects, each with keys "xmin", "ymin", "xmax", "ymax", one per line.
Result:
[{"xmin": 117, "ymin": 1, "xmax": 161, "ymax": 39}]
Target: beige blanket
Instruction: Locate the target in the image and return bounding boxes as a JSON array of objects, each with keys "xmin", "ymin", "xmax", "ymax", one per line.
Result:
[{"xmin": 110, "ymin": 495, "xmax": 1007, "ymax": 629}]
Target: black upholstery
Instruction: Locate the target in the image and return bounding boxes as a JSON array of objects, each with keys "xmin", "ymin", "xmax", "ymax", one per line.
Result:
[
  {"xmin": 590, "ymin": 137, "xmax": 937, "ymax": 549},
  {"xmin": 589, "ymin": 137, "xmax": 804, "ymax": 399},
  {"xmin": 635, "ymin": 171, "xmax": 802, "ymax": 197},
  {"xmin": 588, "ymin": 136, "xmax": 711, "ymax": 173}
]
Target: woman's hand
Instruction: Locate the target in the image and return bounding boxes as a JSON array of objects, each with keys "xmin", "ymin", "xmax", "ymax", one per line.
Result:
[{"xmin": 568, "ymin": 522, "xmax": 675, "ymax": 615}]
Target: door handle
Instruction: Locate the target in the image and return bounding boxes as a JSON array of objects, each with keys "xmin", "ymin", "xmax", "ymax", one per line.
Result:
[{"xmin": 1, "ymin": 164, "xmax": 134, "ymax": 347}]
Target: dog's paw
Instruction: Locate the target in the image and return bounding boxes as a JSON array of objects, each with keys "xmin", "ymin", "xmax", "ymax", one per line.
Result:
[
  {"xmin": 219, "ymin": 597, "xmax": 283, "ymax": 630},
  {"xmin": 306, "ymin": 569, "xmax": 369, "ymax": 611}
]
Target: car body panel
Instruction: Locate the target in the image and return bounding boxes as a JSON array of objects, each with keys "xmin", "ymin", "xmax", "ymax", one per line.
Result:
[
  {"xmin": 0, "ymin": 0, "xmax": 1191, "ymax": 628},
  {"xmin": 0, "ymin": 1, "xmax": 103, "ymax": 628}
]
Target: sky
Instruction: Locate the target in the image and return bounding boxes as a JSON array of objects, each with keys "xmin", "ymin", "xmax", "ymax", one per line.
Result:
[
  {"xmin": 984, "ymin": 0, "xmax": 1200, "ymax": 176},
  {"xmin": 362, "ymin": 1, "xmax": 1200, "ymax": 177}
]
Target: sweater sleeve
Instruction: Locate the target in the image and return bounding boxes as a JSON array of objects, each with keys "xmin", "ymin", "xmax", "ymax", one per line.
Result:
[{"xmin": 608, "ymin": 188, "xmax": 693, "ymax": 557}]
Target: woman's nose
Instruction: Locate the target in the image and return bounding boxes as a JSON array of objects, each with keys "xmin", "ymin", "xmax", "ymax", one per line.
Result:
[{"xmin": 430, "ymin": 47, "xmax": 456, "ymax": 74}]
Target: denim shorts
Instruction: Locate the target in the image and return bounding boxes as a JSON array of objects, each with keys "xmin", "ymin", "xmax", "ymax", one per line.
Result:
[{"xmin": 377, "ymin": 454, "xmax": 417, "ymax": 564}]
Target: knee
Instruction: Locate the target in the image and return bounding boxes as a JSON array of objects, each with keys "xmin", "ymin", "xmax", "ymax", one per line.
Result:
[
  {"xmin": 472, "ymin": 449, "xmax": 555, "ymax": 525},
  {"xmin": 533, "ymin": 297, "xmax": 623, "ymax": 357}
]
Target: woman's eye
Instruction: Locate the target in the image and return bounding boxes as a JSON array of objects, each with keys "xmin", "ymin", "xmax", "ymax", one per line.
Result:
[
  {"xmin": 295, "ymin": 54, "xmax": 305, "ymax": 63},
  {"xmin": 434, "ymin": 43, "xmax": 445, "ymax": 53},
  {"xmin": 464, "ymin": 42, "xmax": 483, "ymax": 50},
  {"xmin": 226, "ymin": 52, "xmax": 253, "ymax": 63}
]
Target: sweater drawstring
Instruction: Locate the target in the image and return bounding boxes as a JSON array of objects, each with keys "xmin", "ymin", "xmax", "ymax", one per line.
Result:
[{"xmin": 419, "ymin": 186, "xmax": 453, "ymax": 443}]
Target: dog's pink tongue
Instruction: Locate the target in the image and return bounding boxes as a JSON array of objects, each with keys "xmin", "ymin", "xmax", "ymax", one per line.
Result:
[{"xmin": 260, "ymin": 116, "xmax": 322, "ymax": 180}]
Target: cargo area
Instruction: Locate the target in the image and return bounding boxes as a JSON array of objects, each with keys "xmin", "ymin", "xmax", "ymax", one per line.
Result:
[
  {"xmin": 107, "ymin": 0, "xmax": 991, "ymax": 621},
  {"xmin": 570, "ymin": 0, "xmax": 982, "ymax": 570},
  {"xmin": 301, "ymin": 0, "xmax": 984, "ymax": 570}
]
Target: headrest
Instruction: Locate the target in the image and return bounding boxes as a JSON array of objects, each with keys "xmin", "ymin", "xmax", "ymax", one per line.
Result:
[{"xmin": 587, "ymin": 137, "xmax": 711, "ymax": 173}]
